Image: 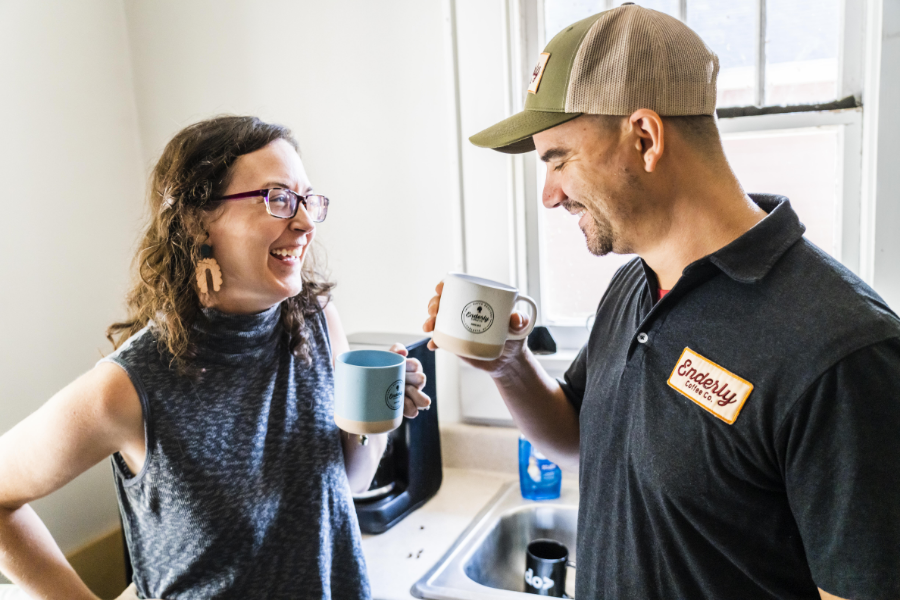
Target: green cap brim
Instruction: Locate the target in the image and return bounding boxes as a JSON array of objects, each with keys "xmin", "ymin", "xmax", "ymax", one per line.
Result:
[{"xmin": 469, "ymin": 110, "xmax": 582, "ymax": 154}]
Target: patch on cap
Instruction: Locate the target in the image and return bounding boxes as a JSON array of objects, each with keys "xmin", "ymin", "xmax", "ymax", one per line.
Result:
[{"xmin": 528, "ymin": 53, "xmax": 551, "ymax": 94}]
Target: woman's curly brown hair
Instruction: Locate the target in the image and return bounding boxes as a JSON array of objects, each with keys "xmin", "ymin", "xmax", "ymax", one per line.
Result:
[{"xmin": 107, "ymin": 115, "xmax": 334, "ymax": 370}]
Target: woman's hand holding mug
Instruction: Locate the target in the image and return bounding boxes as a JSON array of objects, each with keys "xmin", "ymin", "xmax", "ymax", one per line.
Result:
[{"xmin": 388, "ymin": 343, "xmax": 431, "ymax": 418}]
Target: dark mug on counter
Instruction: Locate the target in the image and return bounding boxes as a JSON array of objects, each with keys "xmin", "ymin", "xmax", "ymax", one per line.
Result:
[{"xmin": 525, "ymin": 539, "xmax": 576, "ymax": 597}]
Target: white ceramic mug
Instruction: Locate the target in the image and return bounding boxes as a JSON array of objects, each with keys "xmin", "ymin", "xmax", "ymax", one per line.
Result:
[{"xmin": 432, "ymin": 273, "xmax": 538, "ymax": 361}]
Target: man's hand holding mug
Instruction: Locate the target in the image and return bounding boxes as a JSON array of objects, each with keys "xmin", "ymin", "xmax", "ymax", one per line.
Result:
[{"xmin": 423, "ymin": 274, "xmax": 537, "ymax": 374}]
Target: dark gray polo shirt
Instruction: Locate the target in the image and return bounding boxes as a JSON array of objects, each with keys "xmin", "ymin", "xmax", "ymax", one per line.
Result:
[{"xmin": 561, "ymin": 195, "xmax": 900, "ymax": 600}]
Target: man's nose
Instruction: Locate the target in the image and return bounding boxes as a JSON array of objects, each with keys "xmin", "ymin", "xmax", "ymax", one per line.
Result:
[{"xmin": 542, "ymin": 172, "xmax": 567, "ymax": 209}]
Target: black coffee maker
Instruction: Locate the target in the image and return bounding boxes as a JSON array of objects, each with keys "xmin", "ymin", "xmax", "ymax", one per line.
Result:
[{"xmin": 346, "ymin": 333, "xmax": 443, "ymax": 534}]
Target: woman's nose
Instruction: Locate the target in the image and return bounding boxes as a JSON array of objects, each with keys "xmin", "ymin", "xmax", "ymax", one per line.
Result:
[{"xmin": 290, "ymin": 203, "xmax": 316, "ymax": 233}]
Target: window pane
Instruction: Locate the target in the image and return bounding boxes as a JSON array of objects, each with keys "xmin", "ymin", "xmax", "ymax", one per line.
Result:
[
  {"xmin": 544, "ymin": 0, "xmax": 605, "ymax": 41},
  {"xmin": 722, "ymin": 127, "xmax": 840, "ymax": 255},
  {"xmin": 543, "ymin": 1, "xmax": 680, "ymax": 43},
  {"xmin": 544, "ymin": 0, "xmax": 843, "ymax": 108},
  {"xmin": 765, "ymin": 0, "xmax": 840, "ymax": 106},
  {"xmin": 634, "ymin": 0, "xmax": 679, "ymax": 18},
  {"xmin": 538, "ymin": 199, "xmax": 635, "ymax": 324},
  {"xmin": 687, "ymin": 0, "xmax": 758, "ymax": 107}
]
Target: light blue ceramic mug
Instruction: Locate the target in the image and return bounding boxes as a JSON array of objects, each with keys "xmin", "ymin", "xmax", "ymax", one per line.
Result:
[{"xmin": 334, "ymin": 350, "xmax": 406, "ymax": 435}]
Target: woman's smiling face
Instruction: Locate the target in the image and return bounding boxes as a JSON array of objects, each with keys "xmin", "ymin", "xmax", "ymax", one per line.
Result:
[{"xmin": 203, "ymin": 138, "xmax": 317, "ymax": 314}]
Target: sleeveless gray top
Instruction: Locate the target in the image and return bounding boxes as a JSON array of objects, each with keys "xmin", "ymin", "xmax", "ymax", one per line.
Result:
[{"xmin": 101, "ymin": 304, "xmax": 370, "ymax": 599}]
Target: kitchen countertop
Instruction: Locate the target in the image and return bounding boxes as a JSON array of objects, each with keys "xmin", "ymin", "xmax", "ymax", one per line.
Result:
[{"xmin": 361, "ymin": 467, "xmax": 516, "ymax": 600}]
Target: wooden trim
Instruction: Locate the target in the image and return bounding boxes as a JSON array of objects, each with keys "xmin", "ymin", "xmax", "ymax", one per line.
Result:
[{"xmin": 66, "ymin": 526, "xmax": 128, "ymax": 600}]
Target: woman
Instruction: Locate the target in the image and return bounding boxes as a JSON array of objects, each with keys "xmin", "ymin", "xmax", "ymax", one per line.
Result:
[{"xmin": 0, "ymin": 116, "xmax": 430, "ymax": 599}]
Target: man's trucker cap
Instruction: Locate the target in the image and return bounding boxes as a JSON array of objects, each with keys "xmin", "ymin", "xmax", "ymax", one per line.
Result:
[{"xmin": 469, "ymin": 3, "xmax": 720, "ymax": 154}]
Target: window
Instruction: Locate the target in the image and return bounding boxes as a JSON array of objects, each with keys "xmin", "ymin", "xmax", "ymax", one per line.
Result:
[{"xmin": 526, "ymin": 0, "xmax": 865, "ymax": 331}]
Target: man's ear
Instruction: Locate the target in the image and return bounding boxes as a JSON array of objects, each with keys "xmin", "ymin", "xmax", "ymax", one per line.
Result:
[{"xmin": 628, "ymin": 109, "xmax": 664, "ymax": 173}]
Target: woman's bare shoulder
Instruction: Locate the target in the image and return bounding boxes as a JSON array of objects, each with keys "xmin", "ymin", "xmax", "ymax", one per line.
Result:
[
  {"xmin": 0, "ymin": 362, "xmax": 145, "ymax": 510},
  {"xmin": 91, "ymin": 361, "xmax": 143, "ymax": 426}
]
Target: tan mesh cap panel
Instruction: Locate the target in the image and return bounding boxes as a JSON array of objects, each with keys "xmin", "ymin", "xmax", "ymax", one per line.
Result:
[{"xmin": 565, "ymin": 5, "xmax": 719, "ymax": 116}]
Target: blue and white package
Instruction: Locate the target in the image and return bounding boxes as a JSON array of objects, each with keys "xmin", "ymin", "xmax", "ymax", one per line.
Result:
[{"xmin": 518, "ymin": 435, "xmax": 562, "ymax": 500}]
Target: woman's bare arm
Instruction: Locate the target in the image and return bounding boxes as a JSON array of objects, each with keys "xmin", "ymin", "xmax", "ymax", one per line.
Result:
[
  {"xmin": 322, "ymin": 302, "xmax": 430, "ymax": 493},
  {"xmin": 0, "ymin": 362, "xmax": 145, "ymax": 600},
  {"xmin": 320, "ymin": 301, "xmax": 390, "ymax": 493}
]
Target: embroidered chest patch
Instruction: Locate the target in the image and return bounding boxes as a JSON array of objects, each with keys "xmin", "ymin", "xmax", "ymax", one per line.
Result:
[{"xmin": 667, "ymin": 348, "xmax": 754, "ymax": 424}]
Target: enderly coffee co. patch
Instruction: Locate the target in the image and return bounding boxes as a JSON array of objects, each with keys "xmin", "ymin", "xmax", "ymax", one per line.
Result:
[
  {"xmin": 667, "ymin": 347, "xmax": 753, "ymax": 424},
  {"xmin": 461, "ymin": 301, "xmax": 494, "ymax": 334}
]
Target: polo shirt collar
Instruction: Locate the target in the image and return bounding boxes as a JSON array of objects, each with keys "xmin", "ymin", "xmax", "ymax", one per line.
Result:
[{"xmin": 704, "ymin": 194, "xmax": 806, "ymax": 284}]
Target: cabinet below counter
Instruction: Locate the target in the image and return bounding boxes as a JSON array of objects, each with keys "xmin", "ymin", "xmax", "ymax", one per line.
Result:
[{"xmin": 361, "ymin": 468, "xmax": 516, "ymax": 600}]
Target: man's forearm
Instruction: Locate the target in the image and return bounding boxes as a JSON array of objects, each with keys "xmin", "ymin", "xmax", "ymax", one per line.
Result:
[
  {"xmin": 492, "ymin": 347, "xmax": 580, "ymax": 471},
  {"xmin": 0, "ymin": 504, "xmax": 97, "ymax": 600}
]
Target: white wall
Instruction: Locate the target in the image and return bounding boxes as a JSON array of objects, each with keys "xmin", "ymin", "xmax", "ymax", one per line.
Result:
[
  {"xmin": 122, "ymin": 0, "xmax": 459, "ymax": 338},
  {"xmin": 0, "ymin": 0, "xmax": 145, "ymax": 560}
]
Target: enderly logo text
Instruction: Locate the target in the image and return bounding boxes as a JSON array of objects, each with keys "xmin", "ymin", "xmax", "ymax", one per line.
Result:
[
  {"xmin": 676, "ymin": 359, "xmax": 738, "ymax": 406},
  {"xmin": 385, "ymin": 380, "xmax": 404, "ymax": 410},
  {"xmin": 460, "ymin": 301, "xmax": 494, "ymax": 334}
]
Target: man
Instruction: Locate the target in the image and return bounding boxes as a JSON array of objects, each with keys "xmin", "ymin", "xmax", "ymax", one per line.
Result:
[{"xmin": 423, "ymin": 4, "xmax": 900, "ymax": 599}]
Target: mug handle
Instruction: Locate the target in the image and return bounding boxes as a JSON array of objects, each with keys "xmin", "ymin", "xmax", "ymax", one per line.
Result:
[{"xmin": 507, "ymin": 294, "xmax": 538, "ymax": 341}]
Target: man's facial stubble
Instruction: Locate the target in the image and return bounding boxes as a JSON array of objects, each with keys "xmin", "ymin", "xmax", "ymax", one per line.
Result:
[
  {"xmin": 567, "ymin": 166, "xmax": 641, "ymax": 257},
  {"xmin": 562, "ymin": 197, "xmax": 615, "ymax": 257}
]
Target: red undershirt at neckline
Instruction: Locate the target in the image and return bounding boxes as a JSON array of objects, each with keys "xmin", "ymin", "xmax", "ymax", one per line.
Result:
[{"xmin": 658, "ymin": 288, "xmax": 670, "ymax": 301}]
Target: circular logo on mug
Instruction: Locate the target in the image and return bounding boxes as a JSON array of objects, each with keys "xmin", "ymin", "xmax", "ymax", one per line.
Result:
[
  {"xmin": 385, "ymin": 380, "xmax": 404, "ymax": 410},
  {"xmin": 461, "ymin": 301, "xmax": 494, "ymax": 334}
]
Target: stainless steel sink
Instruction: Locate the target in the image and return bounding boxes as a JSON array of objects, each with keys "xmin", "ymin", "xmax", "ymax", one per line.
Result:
[{"xmin": 412, "ymin": 480, "xmax": 578, "ymax": 599}]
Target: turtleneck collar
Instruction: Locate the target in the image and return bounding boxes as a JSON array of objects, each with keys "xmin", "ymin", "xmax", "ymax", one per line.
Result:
[{"xmin": 193, "ymin": 303, "xmax": 283, "ymax": 362}]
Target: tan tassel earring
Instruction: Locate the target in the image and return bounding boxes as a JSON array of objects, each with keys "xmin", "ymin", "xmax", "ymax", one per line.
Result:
[{"xmin": 196, "ymin": 244, "xmax": 223, "ymax": 295}]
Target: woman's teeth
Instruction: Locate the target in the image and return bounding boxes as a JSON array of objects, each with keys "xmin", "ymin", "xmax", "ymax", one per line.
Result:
[{"xmin": 270, "ymin": 247, "xmax": 304, "ymax": 260}]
